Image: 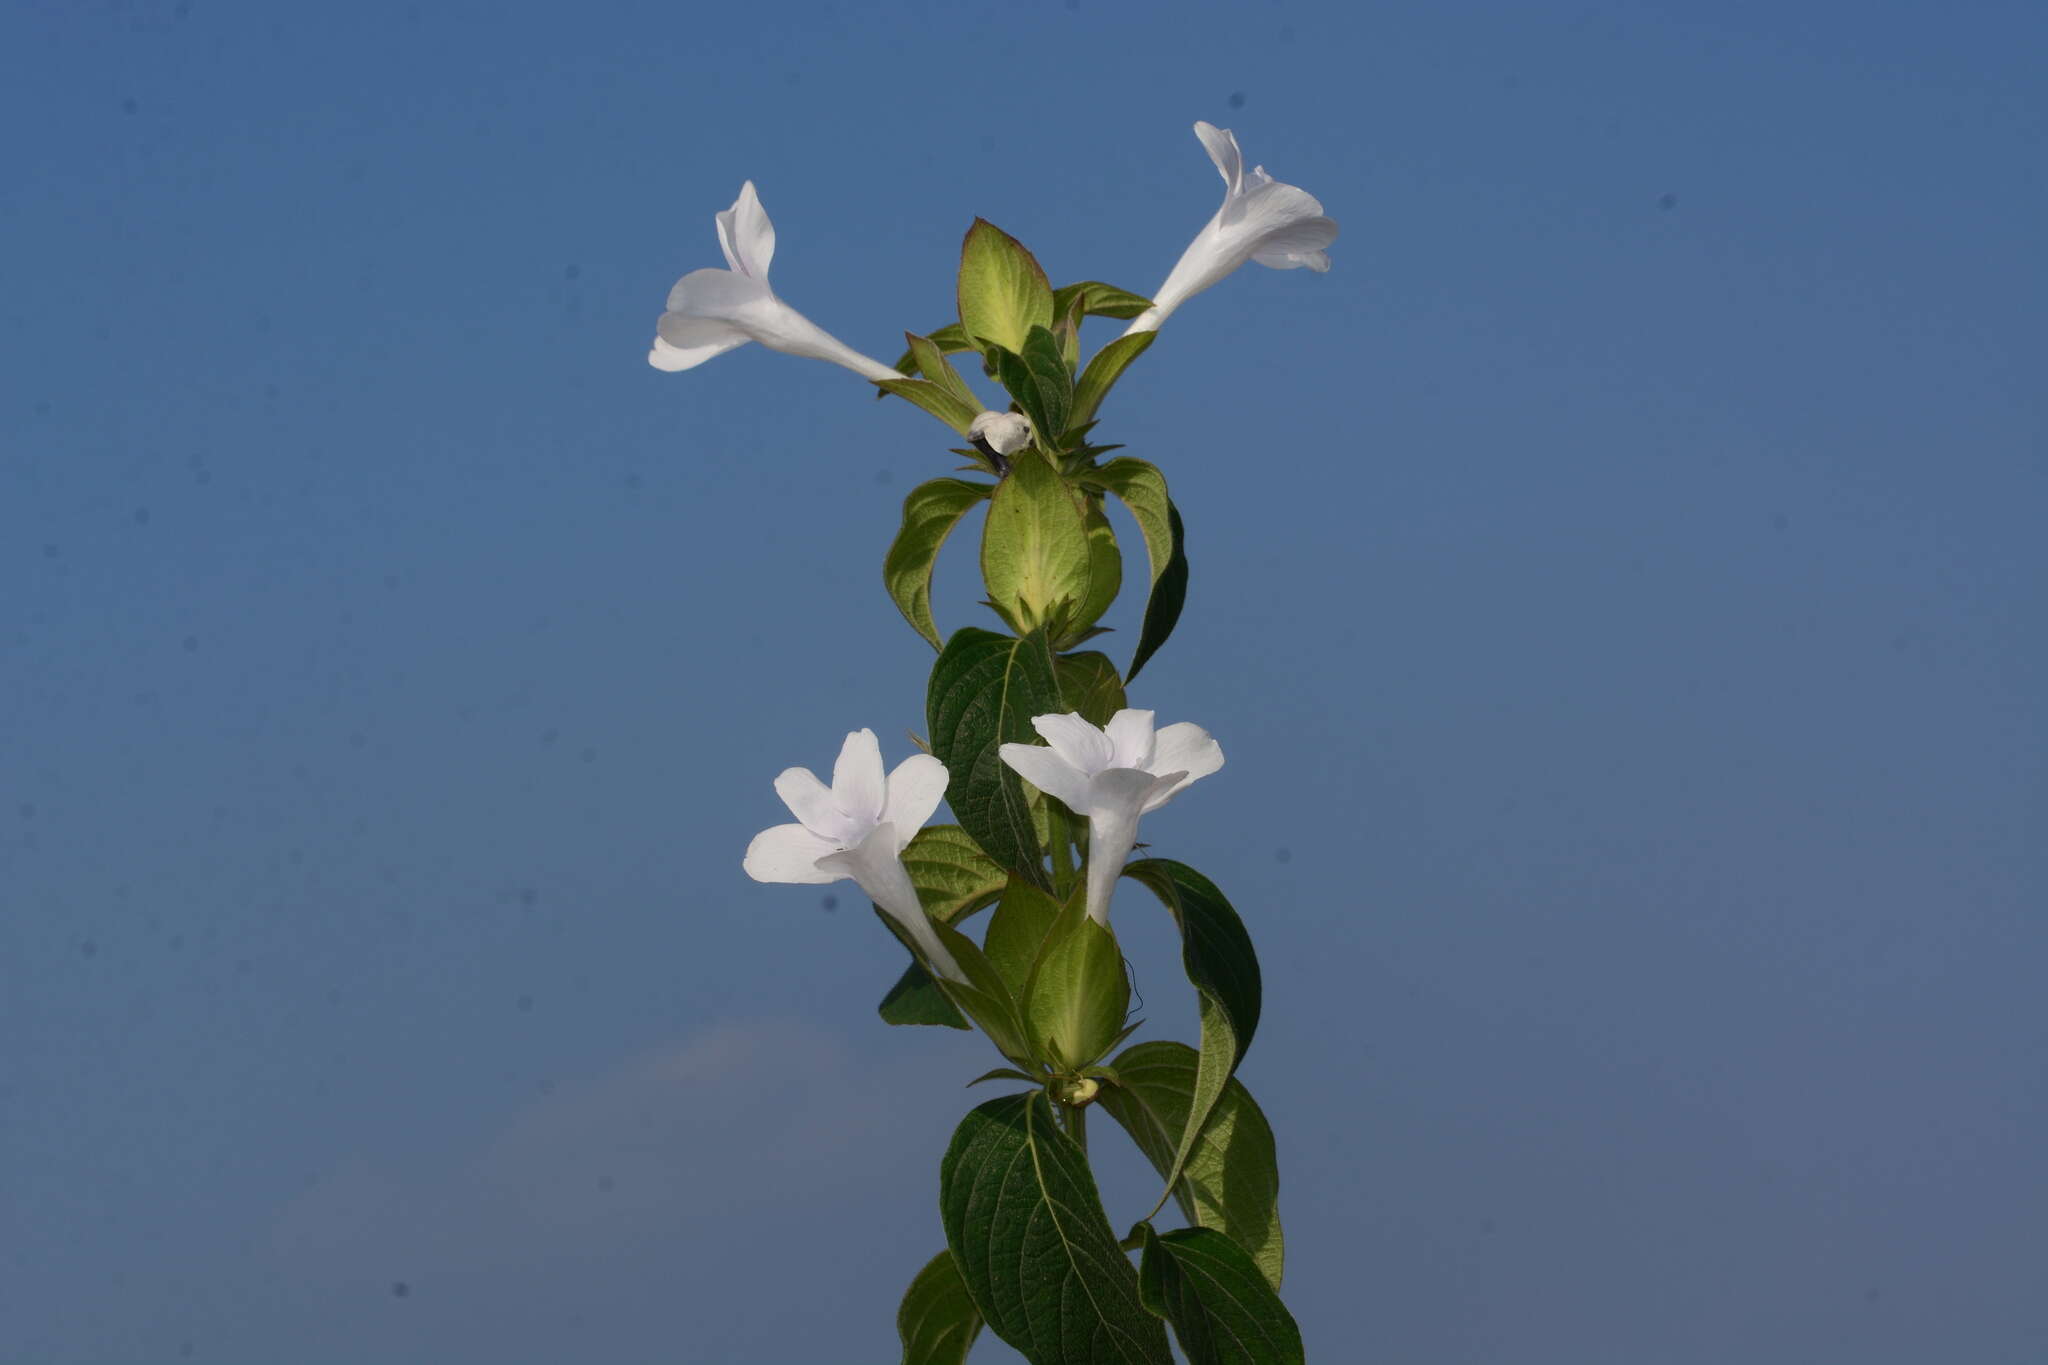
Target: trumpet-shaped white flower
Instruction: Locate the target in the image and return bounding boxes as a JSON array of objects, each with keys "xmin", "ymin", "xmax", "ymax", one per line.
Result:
[
  {"xmin": 999, "ymin": 710, "xmax": 1224, "ymax": 925},
  {"xmin": 649, "ymin": 181, "xmax": 903, "ymax": 383},
  {"xmin": 744, "ymin": 728, "xmax": 962, "ymax": 981},
  {"xmin": 1124, "ymin": 122, "xmax": 1338, "ymax": 335}
]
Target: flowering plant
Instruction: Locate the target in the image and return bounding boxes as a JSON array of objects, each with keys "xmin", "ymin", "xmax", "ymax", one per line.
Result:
[{"xmin": 658, "ymin": 122, "xmax": 1334, "ymax": 1365}]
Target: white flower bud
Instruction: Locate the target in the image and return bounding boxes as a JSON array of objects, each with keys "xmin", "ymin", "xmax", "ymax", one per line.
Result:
[{"xmin": 968, "ymin": 410, "xmax": 1033, "ymax": 458}]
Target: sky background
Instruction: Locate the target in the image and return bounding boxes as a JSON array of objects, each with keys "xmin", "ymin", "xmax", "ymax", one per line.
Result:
[{"xmin": 4, "ymin": 1, "xmax": 2044, "ymax": 1361}]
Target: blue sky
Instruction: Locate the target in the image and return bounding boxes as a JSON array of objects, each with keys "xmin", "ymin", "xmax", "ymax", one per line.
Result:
[{"xmin": 4, "ymin": 0, "xmax": 2044, "ymax": 1361}]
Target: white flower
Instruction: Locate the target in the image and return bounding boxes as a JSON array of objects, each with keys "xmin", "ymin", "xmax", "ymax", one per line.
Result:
[
  {"xmin": 648, "ymin": 181, "xmax": 903, "ymax": 383},
  {"xmin": 968, "ymin": 410, "xmax": 1033, "ymax": 457},
  {"xmin": 999, "ymin": 710, "xmax": 1224, "ymax": 926},
  {"xmin": 744, "ymin": 728, "xmax": 963, "ymax": 982},
  {"xmin": 1123, "ymin": 122, "xmax": 1338, "ymax": 335}
]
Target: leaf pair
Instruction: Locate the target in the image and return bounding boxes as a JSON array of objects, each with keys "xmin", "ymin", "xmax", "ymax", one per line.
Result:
[{"xmin": 921, "ymin": 1090, "xmax": 1300, "ymax": 1365}]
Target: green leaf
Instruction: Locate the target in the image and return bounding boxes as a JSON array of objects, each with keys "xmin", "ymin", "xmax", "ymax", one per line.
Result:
[
  {"xmin": 983, "ymin": 878, "xmax": 1065, "ymax": 999},
  {"xmin": 1086, "ymin": 460, "xmax": 1185, "ymax": 681},
  {"xmin": 1022, "ymin": 888, "xmax": 1132, "ymax": 1071},
  {"xmin": 1070, "ymin": 330, "xmax": 1156, "ymax": 431},
  {"xmin": 958, "ymin": 219, "xmax": 1054, "ymax": 357},
  {"xmin": 1135, "ymin": 1225, "xmax": 1302, "ymax": 1365},
  {"xmin": 1052, "ymin": 281, "xmax": 1155, "ymax": 322},
  {"xmin": 1055, "ymin": 649, "xmax": 1129, "ymax": 727},
  {"xmin": 879, "ymin": 958, "xmax": 970, "ymax": 1029},
  {"xmin": 1020, "ymin": 324, "xmax": 1073, "ymax": 440},
  {"xmin": 1120, "ymin": 861, "xmax": 1262, "ymax": 1218},
  {"xmin": 1053, "ymin": 287, "xmax": 1085, "ymax": 371},
  {"xmin": 903, "ymin": 824, "xmax": 1010, "ymax": 925},
  {"xmin": 885, "ymin": 479, "xmax": 994, "ymax": 649},
  {"xmin": 982, "ymin": 450, "xmax": 1093, "ymax": 639},
  {"xmin": 876, "ymin": 377, "xmax": 981, "ymax": 435},
  {"xmin": 898, "ymin": 1251, "xmax": 985, "ymax": 1365},
  {"xmin": 927, "ymin": 627, "xmax": 1064, "ymax": 887},
  {"xmin": 1067, "ymin": 494, "xmax": 1122, "ymax": 643},
  {"xmin": 1128, "ymin": 502, "xmax": 1186, "ymax": 682},
  {"xmin": 887, "ymin": 322, "xmax": 979, "ymax": 383},
  {"xmin": 940, "ymin": 1093, "xmax": 1172, "ymax": 1365},
  {"xmin": 907, "ymin": 332, "xmax": 980, "ymax": 414},
  {"xmin": 880, "ymin": 825, "xmax": 1011, "ymax": 1031},
  {"xmin": 966, "ymin": 1067, "xmax": 1038, "ymax": 1088},
  {"xmin": 1096, "ymin": 1041, "xmax": 1283, "ymax": 1289},
  {"xmin": 926, "ymin": 915, "xmax": 1036, "ymax": 1064}
]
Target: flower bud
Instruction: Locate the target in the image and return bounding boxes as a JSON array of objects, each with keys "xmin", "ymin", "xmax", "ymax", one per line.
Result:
[
  {"xmin": 968, "ymin": 410, "xmax": 1032, "ymax": 458},
  {"xmin": 1050, "ymin": 1075, "xmax": 1101, "ymax": 1108}
]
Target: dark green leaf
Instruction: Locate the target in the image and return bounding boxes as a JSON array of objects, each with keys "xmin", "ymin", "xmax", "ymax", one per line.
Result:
[
  {"xmin": 1070, "ymin": 330, "xmax": 1156, "ymax": 430},
  {"xmin": 959, "ymin": 219, "xmax": 1054, "ymax": 356},
  {"xmin": 903, "ymin": 824, "xmax": 1010, "ymax": 925},
  {"xmin": 1136, "ymin": 1225, "xmax": 1302, "ymax": 1365},
  {"xmin": 1128, "ymin": 501, "xmax": 1186, "ymax": 682},
  {"xmin": 1082, "ymin": 460, "xmax": 1184, "ymax": 681},
  {"xmin": 1120, "ymin": 861, "xmax": 1261, "ymax": 1216},
  {"xmin": 1055, "ymin": 650, "xmax": 1128, "ymax": 727},
  {"xmin": 1020, "ymin": 324, "xmax": 1073, "ymax": 440},
  {"xmin": 880, "ymin": 959, "xmax": 969, "ymax": 1029},
  {"xmin": 941, "ymin": 1093, "xmax": 1172, "ymax": 1365},
  {"xmin": 927, "ymin": 628, "xmax": 1064, "ymax": 887},
  {"xmin": 885, "ymin": 480, "xmax": 993, "ymax": 649},
  {"xmin": 1052, "ymin": 281, "xmax": 1156, "ymax": 322},
  {"xmin": 1096, "ymin": 1041, "xmax": 1283, "ymax": 1288},
  {"xmin": 876, "ymin": 377, "xmax": 980, "ymax": 435},
  {"xmin": 898, "ymin": 1250, "xmax": 985, "ymax": 1365}
]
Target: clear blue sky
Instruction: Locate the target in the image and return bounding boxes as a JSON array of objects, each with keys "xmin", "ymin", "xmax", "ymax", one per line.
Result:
[{"xmin": 5, "ymin": 1, "xmax": 2043, "ymax": 1361}]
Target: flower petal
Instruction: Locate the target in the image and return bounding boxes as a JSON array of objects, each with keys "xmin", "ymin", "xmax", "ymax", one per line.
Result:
[
  {"xmin": 1082, "ymin": 768, "xmax": 1161, "ymax": 925},
  {"xmin": 1103, "ymin": 709, "xmax": 1158, "ymax": 770},
  {"xmin": 881, "ymin": 752, "xmax": 950, "ymax": 847},
  {"xmin": 743, "ymin": 822, "xmax": 843, "ymax": 885},
  {"xmin": 714, "ymin": 180, "xmax": 776, "ymax": 281},
  {"xmin": 1143, "ymin": 722, "xmax": 1224, "ymax": 812},
  {"xmin": 773, "ymin": 766, "xmax": 859, "ymax": 844},
  {"xmin": 666, "ymin": 265, "xmax": 772, "ymax": 317},
  {"xmin": 1248, "ymin": 213, "xmax": 1339, "ymax": 270},
  {"xmin": 1193, "ymin": 121, "xmax": 1244, "ymax": 200},
  {"xmin": 651, "ymin": 312, "xmax": 753, "ymax": 370},
  {"xmin": 1252, "ymin": 243, "xmax": 1333, "ymax": 272},
  {"xmin": 998, "ymin": 742, "xmax": 1092, "ymax": 814},
  {"xmin": 831, "ymin": 728, "xmax": 887, "ymax": 828},
  {"xmin": 1032, "ymin": 713, "xmax": 1115, "ymax": 776}
]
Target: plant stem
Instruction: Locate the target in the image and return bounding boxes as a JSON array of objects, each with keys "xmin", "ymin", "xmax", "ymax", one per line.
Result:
[
  {"xmin": 1048, "ymin": 804, "xmax": 1076, "ymax": 897},
  {"xmin": 1060, "ymin": 1099, "xmax": 1089, "ymax": 1154}
]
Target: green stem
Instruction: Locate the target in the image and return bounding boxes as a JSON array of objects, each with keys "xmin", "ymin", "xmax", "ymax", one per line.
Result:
[
  {"xmin": 1048, "ymin": 804, "xmax": 1076, "ymax": 898},
  {"xmin": 1060, "ymin": 1098, "xmax": 1089, "ymax": 1155}
]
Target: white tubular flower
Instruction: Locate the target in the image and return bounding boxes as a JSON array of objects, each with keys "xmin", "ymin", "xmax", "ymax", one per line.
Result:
[
  {"xmin": 744, "ymin": 728, "xmax": 963, "ymax": 982},
  {"xmin": 1123, "ymin": 122, "xmax": 1338, "ymax": 335},
  {"xmin": 998, "ymin": 710, "xmax": 1224, "ymax": 926},
  {"xmin": 648, "ymin": 181, "xmax": 903, "ymax": 383}
]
